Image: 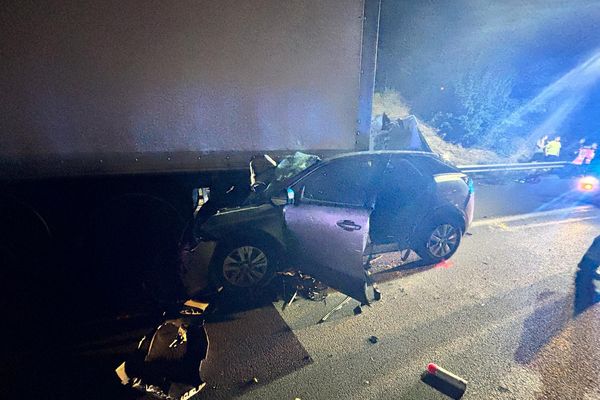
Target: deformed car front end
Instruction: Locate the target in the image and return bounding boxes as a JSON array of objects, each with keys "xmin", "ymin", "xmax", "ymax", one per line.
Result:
[{"xmin": 180, "ymin": 202, "xmax": 287, "ymax": 296}]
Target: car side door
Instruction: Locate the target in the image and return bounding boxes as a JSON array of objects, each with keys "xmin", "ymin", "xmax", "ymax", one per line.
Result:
[{"xmin": 283, "ymin": 156, "xmax": 380, "ymax": 304}]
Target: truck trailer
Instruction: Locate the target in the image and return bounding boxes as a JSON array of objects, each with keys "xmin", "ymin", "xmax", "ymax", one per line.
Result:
[{"xmin": 0, "ymin": 0, "xmax": 381, "ymax": 308}]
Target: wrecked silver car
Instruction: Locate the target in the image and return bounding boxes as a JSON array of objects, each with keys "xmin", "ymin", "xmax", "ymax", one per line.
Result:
[{"xmin": 182, "ymin": 151, "xmax": 474, "ymax": 304}]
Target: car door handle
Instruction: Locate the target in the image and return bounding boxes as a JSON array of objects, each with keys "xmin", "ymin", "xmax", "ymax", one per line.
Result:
[{"xmin": 336, "ymin": 220, "xmax": 361, "ymax": 231}]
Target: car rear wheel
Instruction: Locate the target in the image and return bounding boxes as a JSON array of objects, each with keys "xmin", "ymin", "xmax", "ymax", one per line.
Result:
[
  {"xmin": 415, "ymin": 220, "xmax": 462, "ymax": 264},
  {"xmin": 212, "ymin": 240, "xmax": 279, "ymax": 289}
]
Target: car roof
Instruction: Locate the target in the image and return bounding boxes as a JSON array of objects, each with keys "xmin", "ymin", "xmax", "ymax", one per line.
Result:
[
  {"xmin": 324, "ymin": 150, "xmax": 442, "ymax": 163},
  {"xmin": 322, "ymin": 150, "xmax": 460, "ymax": 175},
  {"xmin": 259, "ymin": 150, "xmax": 454, "ymax": 200}
]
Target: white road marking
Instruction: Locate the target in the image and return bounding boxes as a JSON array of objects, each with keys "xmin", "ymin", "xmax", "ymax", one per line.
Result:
[
  {"xmin": 472, "ymin": 206, "xmax": 595, "ymax": 227},
  {"xmin": 510, "ymin": 216, "xmax": 599, "ymax": 230}
]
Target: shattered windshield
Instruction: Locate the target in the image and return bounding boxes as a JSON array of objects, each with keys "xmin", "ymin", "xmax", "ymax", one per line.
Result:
[
  {"xmin": 252, "ymin": 151, "xmax": 322, "ymax": 200},
  {"xmin": 272, "ymin": 151, "xmax": 321, "ymax": 182}
]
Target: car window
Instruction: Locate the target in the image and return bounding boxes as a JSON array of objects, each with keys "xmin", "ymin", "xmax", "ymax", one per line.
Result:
[
  {"xmin": 408, "ymin": 155, "xmax": 455, "ymax": 175},
  {"xmin": 377, "ymin": 157, "xmax": 426, "ymax": 208},
  {"xmin": 386, "ymin": 156, "xmax": 425, "ymax": 180},
  {"xmin": 295, "ymin": 157, "xmax": 380, "ymax": 207}
]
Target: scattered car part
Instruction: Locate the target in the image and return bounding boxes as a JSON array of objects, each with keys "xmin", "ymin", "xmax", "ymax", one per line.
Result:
[
  {"xmin": 180, "ymin": 299, "xmax": 211, "ymax": 316},
  {"xmin": 116, "ymin": 308, "xmax": 209, "ymax": 400},
  {"xmin": 318, "ymin": 296, "xmax": 353, "ymax": 323},
  {"xmin": 281, "ymin": 272, "xmax": 329, "ymax": 310}
]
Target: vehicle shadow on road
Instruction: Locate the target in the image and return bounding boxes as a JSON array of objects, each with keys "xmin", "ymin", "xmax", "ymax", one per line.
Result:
[
  {"xmin": 196, "ymin": 279, "xmax": 313, "ymax": 399},
  {"xmin": 514, "ymin": 294, "xmax": 600, "ymax": 399},
  {"xmin": 513, "ymin": 237, "xmax": 600, "ymax": 398},
  {"xmin": 514, "ymin": 294, "xmax": 572, "ymax": 365},
  {"xmin": 370, "ymin": 257, "xmax": 436, "ymax": 284},
  {"xmin": 515, "ymin": 236, "xmax": 600, "ymax": 365}
]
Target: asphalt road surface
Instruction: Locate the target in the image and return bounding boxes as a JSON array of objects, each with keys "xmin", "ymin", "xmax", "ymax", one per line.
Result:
[
  {"xmin": 196, "ymin": 175, "xmax": 600, "ymax": 400},
  {"xmin": 26, "ymin": 174, "xmax": 599, "ymax": 400}
]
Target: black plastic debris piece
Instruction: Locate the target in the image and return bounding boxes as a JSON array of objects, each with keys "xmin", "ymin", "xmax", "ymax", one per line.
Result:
[
  {"xmin": 373, "ymin": 286, "xmax": 382, "ymax": 301},
  {"xmin": 368, "ymin": 336, "xmax": 379, "ymax": 344}
]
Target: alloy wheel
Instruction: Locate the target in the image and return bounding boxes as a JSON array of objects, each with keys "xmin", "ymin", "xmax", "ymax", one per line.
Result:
[
  {"xmin": 222, "ymin": 246, "xmax": 269, "ymax": 287},
  {"xmin": 426, "ymin": 224, "xmax": 459, "ymax": 258}
]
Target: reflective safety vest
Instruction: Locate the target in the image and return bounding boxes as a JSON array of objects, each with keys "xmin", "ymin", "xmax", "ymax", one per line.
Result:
[{"xmin": 545, "ymin": 141, "xmax": 561, "ymax": 156}]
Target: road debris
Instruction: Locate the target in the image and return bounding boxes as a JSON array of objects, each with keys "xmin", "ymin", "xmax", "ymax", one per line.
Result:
[
  {"xmin": 498, "ymin": 385, "xmax": 511, "ymax": 393},
  {"xmin": 368, "ymin": 336, "xmax": 379, "ymax": 344},
  {"xmin": 180, "ymin": 299, "xmax": 210, "ymax": 316},
  {"xmin": 115, "ymin": 301, "xmax": 210, "ymax": 400},
  {"xmin": 421, "ymin": 363, "xmax": 468, "ymax": 399},
  {"xmin": 318, "ymin": 296, "xmax": 352, "ymax": 323},
  {"xmin": 281, "ymin": 272, "xmax": 329, "ymax": 311}
]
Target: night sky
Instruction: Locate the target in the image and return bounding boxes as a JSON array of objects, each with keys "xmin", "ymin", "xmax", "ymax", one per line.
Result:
[{"xmin": 376, "ymin": 0, "xmax": 600, "ymax": 148}]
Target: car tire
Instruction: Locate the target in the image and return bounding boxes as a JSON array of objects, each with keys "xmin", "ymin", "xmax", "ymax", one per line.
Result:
[
  {"xmin": 211, "ymin": 238, "xmax": 280, "ymax": 290},
  {"xmin": 414, "ymin": 218, "xmax": 462, "ymax": 264}
]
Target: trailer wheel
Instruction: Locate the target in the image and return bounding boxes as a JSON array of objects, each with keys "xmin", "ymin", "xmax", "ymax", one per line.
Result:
[
  {"xmin": 0, "ymin": 198, "xmax": 52, "ymax": 269},
  {"xmin": 89, "ymin": 194, "xmax": 186, "ymax": 307}
]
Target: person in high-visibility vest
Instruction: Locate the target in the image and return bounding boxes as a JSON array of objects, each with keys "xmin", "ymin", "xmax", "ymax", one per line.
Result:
[{"xmin": 544, "ymin": 136, "xmax": 562, "ymax": 160}]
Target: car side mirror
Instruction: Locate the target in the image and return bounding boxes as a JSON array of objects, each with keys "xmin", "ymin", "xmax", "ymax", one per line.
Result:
[
  {"xmin": 270, "ymin": 196, "xmax": 287, "ymax": 206},
  {"xmin": 270, "ymin": 188, "xmax": 295, "ymax": 207}
]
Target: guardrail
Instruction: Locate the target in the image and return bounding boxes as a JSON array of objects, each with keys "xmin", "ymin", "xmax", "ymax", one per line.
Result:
[{"xmin": 458, "ymin": 161, "xmax": 568, "ymax": 174}]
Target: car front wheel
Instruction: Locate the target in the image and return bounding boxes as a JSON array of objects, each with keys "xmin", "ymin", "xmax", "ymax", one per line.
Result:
[
  {"xmin": 415, "ymin": 221, "xmax": 462, "ymax": 264},
  {"xmin": 212, "ymin": 240, "xmax": 279, "ymax": 289}
]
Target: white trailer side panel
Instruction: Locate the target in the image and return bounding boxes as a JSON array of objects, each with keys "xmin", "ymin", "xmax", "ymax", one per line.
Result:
[{"xmin": 1, "ymin": 0, "xmax": 376, "ymax": 177}]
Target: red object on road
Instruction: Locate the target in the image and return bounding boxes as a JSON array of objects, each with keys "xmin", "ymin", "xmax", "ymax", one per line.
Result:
[
  {"xmin": 434, "ymin": 260, "xmax": 454, "ymax": 269},
  {"xmin": 422, "ymin": 363, "xmax": 468, "ymax": 399},
  {"xmin": 427, "ymin": 363, "xmax": 438, "ymax": 374}
]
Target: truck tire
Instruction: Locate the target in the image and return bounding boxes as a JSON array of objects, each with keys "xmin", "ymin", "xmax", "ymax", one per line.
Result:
[{"xmin": 89, "ymin": 194, "xmax": 185, "ymax": 307}]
